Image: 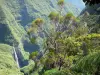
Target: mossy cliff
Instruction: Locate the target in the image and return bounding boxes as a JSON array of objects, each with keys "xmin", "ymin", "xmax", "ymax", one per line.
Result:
[
  {"xmin": 2, "ymin": 0, "xmax": 80, "ymax": 26},
  {"xmin": 0, "ymin": 44, "xmax": 23, "ymax": 75}
]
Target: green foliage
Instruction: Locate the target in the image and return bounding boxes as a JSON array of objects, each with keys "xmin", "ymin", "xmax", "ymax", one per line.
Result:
[
  {"xmin": 0, "ymin": 0, "xmax": 81, "ymax": 74},
  {"xmin": 21, "ymin": 60, "xmax": 35, "ymax": 75},
  {"xmin": 63, "ymin": 37, "xmax": 81, "ymax": 56},
  {"xmin": 33, "ymin": 18, "xmax": 44, "ymax": 26},
  {"xmin": 65, "ymin": 12, "xmax": 74, "ymax": 19},
  {"xmin": 27, "ymin": 27, "xmax": 34, "ymax": 34},
  {"xmin": 27, "ymin": 0, "xmax": 100, "ymax": 75},
  {"xmin": 48, "ymin": 12, "xmax": 59, "ymax": 21},
  {"xmin": 30, "ymin": 38, "xmax": 36, "ymax": 44},
  {"xmin": 0, "ymin": 44, "xmax": 23, "ymax": 75},
  {"xmin": 43, "ymin": 69, "xmax": 69, "ymax": 75},
  {"xmin": 73, "ymin": 25, "xmax": 88, "ymax": 37},
  {"xmin": 29, "ymin": 51, "xmax": 39, "ymax": 60},
  {"xmin": 77, "ymin": 33, "xmax": 100, "ymax": 41},
  {"xmin": 80, "ymin": 14, "xmax": 100, "ymax": 33},
  {"xmin": 59, "ymin": 16, "xmax": 64, "ymax": 24},
  {"xmin": 57, "ymin": 0, "xmax": 64, "ymax": 6},
  {"xmin": 73, "ymin": 52, "xmax": 100, "ymax": 74},
  {"xmin": 0, "ymin": 6, "xmax": 5, "ymax": 22}
]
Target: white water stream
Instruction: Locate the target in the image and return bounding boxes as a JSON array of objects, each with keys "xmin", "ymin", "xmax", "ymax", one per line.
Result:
[{"xmin": 13, "ymin": 46, "xmax": 20, "ymax": 68}]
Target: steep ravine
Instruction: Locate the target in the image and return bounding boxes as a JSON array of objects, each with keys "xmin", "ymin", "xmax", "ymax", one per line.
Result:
[
  {"xmin": 3, "ymin": 0, "xmax": 80, "ymax": 26},
  {"xmin": 0, "ymin": 44, "xmax": 23, "ymax": 75},
  {"xmin": 0, "ymin": 0, "xmax": 81, "ymax": 74}
]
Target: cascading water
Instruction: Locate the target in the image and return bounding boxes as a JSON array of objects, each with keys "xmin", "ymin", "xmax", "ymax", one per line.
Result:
[{"xmin": 13, "ymin": 46, "xmax": 20, "ymax": 68}]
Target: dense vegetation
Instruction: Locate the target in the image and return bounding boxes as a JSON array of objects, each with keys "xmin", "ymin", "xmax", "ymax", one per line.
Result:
[
  {"xmin": 0, "ymin": 0, "xmax": 100, "ymax": 75},
  {"xmin": 0, "ymin": 44, "xmax": 23, "ymax": 75},
  {"xmin": 0, "ymin": 0, "xmax": 81, "ymax": 74},
  {"xmin": 25, "ymin": 0, "xmax": 100, "ymax": 75}
]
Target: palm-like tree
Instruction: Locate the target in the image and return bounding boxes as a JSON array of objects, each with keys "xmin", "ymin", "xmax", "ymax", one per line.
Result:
[{"xmin": 57, "ymin": 0, "xmax": 64, "ymax": 14}]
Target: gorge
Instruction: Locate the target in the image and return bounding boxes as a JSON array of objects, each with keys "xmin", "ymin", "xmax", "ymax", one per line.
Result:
[{"xmin": 0, "ymin": 0, "xmax": 100, "ymax": 75}]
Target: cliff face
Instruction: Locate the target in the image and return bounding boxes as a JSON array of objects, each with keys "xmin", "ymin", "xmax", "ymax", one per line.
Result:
[
  {"xmin": 80, "ymin": 4, "xmax": 100, "ymax": 33},
  {"xmin": 0, "ymin": 44, "xmax": 23, "ymax": 75},
  {"xmin": 0, "ymin": 0, "xmax": 30, "ymax": 69},
  {"xmin": 2, "ymin": 0, "xmax": 80, "ymax": 26},
  {"xmin": 0, "ymin": 4, "xmax": 29, "ymax": 62}
]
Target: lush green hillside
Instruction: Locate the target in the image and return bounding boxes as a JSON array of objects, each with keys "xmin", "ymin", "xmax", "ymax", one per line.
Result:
[
  {"xmin": 0, "ymin": 0, "xmax": 81, "ymax": 64},
  {"xmin": 0, "ymin": 0, "xmax": 83, "ymax": 74},
  {"xmin": 0, "ymin": 44, "xmax": 23, "ymax": 75},
  {"xmin": 80, "ymin": 4, "xmax": 100, "ymax": 33},
  {"xmin": 0, "ymin": 4, "xmax": 29, "ymax": 62},
  {"xmin": 0, "ymin": 0, "xmax": 80, "ymax": 47},
  {"xmin": 23, "ymin": 1, "xmax": 100, "ymax": 75},
  {"xmin": 2, "ymin": 0, "xmax": 80, "ymax": 26},
  {"xmin": 0, "ymin": 0, "xmax": 100, "ymax": 75}
]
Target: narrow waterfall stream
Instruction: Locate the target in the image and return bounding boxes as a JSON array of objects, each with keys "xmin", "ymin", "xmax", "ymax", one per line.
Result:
[{"xmin": 13, "ymin": 46, "xmax": 20, "ymax": 68}]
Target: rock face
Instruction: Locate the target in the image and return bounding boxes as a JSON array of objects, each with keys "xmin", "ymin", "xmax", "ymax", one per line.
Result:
[{"xmin": 0, "ymin": 44, "xmax": 23, "ymax": 75}]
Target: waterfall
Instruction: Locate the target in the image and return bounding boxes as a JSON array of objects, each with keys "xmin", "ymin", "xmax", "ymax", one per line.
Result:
[{"xmin": 13, "ymin": 46, "xmax": 20, "ymax": 68}]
